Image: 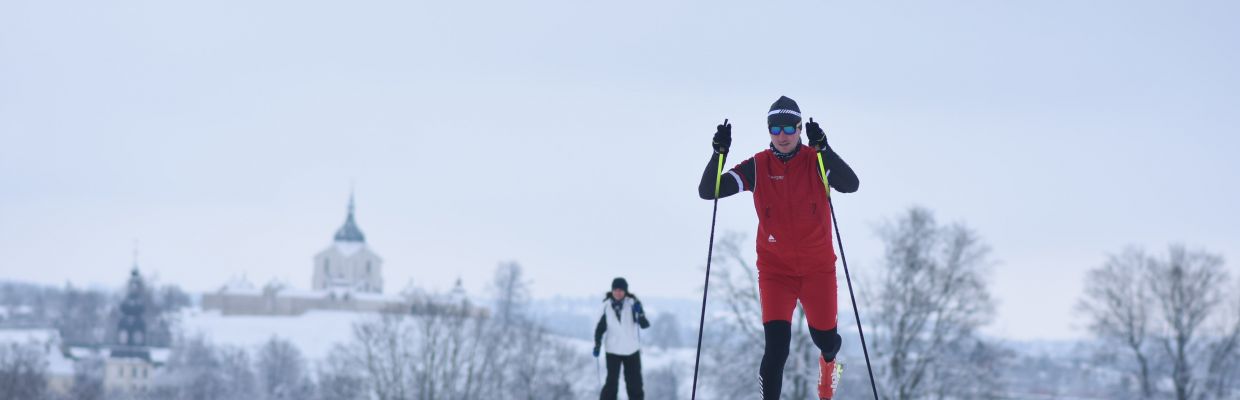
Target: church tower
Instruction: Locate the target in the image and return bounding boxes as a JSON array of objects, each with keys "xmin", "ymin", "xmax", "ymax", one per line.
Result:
[
  {"xmin": 105, "ymin": 253, "xmax": 154, "ymax": 393},
  {"xmin": 313, "ymin": 191, "xmax": 384, "ymax": 293},
  {"xmin": 111, "ymin": 267, "xmax": 149, "ymax": 359}
]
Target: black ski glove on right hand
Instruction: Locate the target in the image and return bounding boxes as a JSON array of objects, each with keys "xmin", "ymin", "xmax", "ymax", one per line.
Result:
[
  {"xmin": 592, "ymin": 344, "xmax": 601, "ymax": 357},
  {"xmin": 712, "ymin": 120, "xmax": 731, "ymax": 154}
]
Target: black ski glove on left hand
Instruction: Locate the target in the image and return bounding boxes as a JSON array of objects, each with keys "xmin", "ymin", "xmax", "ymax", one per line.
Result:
[
  {"xmin": 712, "ymin": 119, "xmax": 732, "ymax": 154},
  {"xmin": 806, "ymin": 118, "xmax": 828, "ymax": 151}
]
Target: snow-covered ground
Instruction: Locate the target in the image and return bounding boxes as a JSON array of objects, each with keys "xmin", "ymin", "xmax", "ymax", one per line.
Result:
[
  {"xmin": 0, "ymin": 328, "xmax": 77, "ymax": 377},
  {"xmin": 0, "ymin": 327, "xmax": 57, "ymax": 345},
  {"xmin": 175, "ymin": 305, "xmax": 699, "ymax": 360},
  {"xmin": 173, "ymin": 306, "xmax": 705, "ymax": 396},
  {"xmin": 174, "ymin": 308, "xmax": 376, "ymax": 361}
]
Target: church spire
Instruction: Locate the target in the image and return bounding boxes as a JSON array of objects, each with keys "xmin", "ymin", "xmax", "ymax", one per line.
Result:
[
  {"xmin": 349, "ymin": 186, "xmax": 356, "ymax": 219},
  {"xmin": 132, "ymin": 239, "xmax": 139, "ymax": 273}
]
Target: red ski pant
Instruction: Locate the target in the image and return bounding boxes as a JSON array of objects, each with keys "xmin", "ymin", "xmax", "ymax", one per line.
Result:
[{"xmin": 757, "ymin": 259, "xmax": 838, "ymax": 331}]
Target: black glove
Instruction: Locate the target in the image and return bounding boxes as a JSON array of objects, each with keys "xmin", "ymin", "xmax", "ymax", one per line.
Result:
[
  {"xmin": 806, "ymin": 118, "xmax": 827, "ymax": 151},
  {"xmin": 633, "ymin": 302, "xmax": 651, "ymax": 328},
  {"xmin": 712, "ymin": 119, "xmax": 731, "ymax": 154},
  {"xmin": 592, "ymin": 344, "xmax": 601, "ymax": 357}
]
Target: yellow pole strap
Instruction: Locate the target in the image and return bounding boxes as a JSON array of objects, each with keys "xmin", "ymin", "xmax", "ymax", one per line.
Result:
[
  {"xmin": 714, "ymin": 153, "xmax": 726, "ymax": 198},
  {"xmin": 816, "ymin": 151, "xmax": 831, "ymax": 198}
]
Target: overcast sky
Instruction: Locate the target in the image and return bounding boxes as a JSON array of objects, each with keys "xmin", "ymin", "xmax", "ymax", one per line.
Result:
[{"xmin": 2, "ymin": 0, "xmax": 1237, "ymax": 340}]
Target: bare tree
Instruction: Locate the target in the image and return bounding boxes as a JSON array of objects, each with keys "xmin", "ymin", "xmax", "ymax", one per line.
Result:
[
  {"xmin": 869, "ymin": 207, "xmax": 999, "ymax": 400},
  {"xmin": 1081, "ymin": 245, "xmax": 1236, "ymax": 400},
  {"xmin": 151, "ymin": 335, "xmax": 257, "ymax": 400},
  {"xmin": 646, "ymin": 362, "xmax": 684, "ymax": 400},
  {"xmin": 1203, "ymin": 285, "xmax": 1240, "ymax": 399},
  {"xmin": 334, "ymin": 274, "xmax": 590, "ymax": 400},
  {"xmin": 150, "ymin": 336, "xmax": 224, "ymax": 400},
  {"xmin": 499, "ymin": 320, "xmax": 584, "ymax": 400},
  {"xmin": 218, "ymin": 346, "xmax": 258, "ymax": 399},
  {"xmin": 256, "ymin": 337, "xmax": 312, "ymax": 400},
  {"xmin": 481, "ymin": 264, "xmax": 587, "ymax": 400},
  {"xmin": 0, "ymin": 342, "xmax": 47, "ymax": 400},
  {"xmin": 1078, "ymin": 247, "xmax": 1156, "ymax": 398},
  {"xmin": 340, "ymin": 314, "xmax": 416, "ymax": 400},
  {"xmin": 145, "ymin": 284, "xmax": 192, "ymax": 347},
  {"xmin": 711, "ymin": 232, "xmax": 763, "ymax": 343},
  {"xmin": 412, "ymin": 293, "xmax": 492, "ymax": 400},
  {"xmin": 699, "ymin": 231, "xmax": 764, "ymax": 399},
  {"xmin": 492, "ymin": 261, "xmax": 529, "ymax": 326},
  {"xmin": 649, "ymin": 312, "xmax": 684, "ymax": 350},
  {"xmin": 55, "ymin": 284, "xmax": 109, "ymax": 346},
  {"xmin": 1148, "ymin": 245, "xmax": 1228, "ymax": 400},
  {"xmin": 315, "ymin": 350, "xmax": 367, "ymax": 400}
]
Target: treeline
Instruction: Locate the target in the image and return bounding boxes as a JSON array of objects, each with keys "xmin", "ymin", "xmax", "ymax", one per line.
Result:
[{"xmin": 0, "ymin": 280, "xmax": 190, "ymax": 347}]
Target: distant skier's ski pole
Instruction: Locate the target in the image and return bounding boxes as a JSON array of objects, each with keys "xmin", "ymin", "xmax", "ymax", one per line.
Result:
[
  {"xmin": 814, "ymin": 120, "xmax": 880, "ymax": 400},
  {"xmin": 595, "ymin": 356, "xmax": 602, "ymax": 388},
  {"xmin": 690, "ymin": 118, "xmax": 727, "ymax": 400}
]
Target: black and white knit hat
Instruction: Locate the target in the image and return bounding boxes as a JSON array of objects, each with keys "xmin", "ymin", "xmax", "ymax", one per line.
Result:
[{"xmin": 767, "ymin": 96, "xmax": 802, "ymax": 127}]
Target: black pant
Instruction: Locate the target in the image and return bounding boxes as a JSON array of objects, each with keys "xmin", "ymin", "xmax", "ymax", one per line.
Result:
[
  {"xmin": 759, "ymin": 321, "xmax": 841, "ymax": 399},
  {"xmin": 600, "ymin": 351, "xmax": 643, "ymax": 400}
]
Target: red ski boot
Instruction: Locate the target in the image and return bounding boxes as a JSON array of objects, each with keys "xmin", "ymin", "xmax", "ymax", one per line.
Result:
[{"xmin": 818, "ymin": 356, "xmax": 842, "ymax": 400}]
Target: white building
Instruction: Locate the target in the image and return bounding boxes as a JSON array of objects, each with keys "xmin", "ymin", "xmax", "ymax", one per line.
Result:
[
  {"xmin": 312, "ymin": 193, "xmax": 383, "ymax": 293},
  {"xmin": 203, "ymin": 192, "xmax": 402, "ymax": 315},
  {"xmin": 104, "ymin": 357, "xmax": 153, "ymax": 392}
]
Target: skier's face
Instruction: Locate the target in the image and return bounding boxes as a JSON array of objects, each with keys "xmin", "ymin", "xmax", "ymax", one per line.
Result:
[
  {"xmin": 611, "ymin": 288, "xmax": 626, "ymax": 300},
  {"xmin": 770, "ymin": 123, "xmax": 802, "ymax": 153}
]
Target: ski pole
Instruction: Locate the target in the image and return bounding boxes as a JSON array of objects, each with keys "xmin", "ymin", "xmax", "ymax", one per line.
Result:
[
  {"xmin": 690, "ymin": 118, "xmax": 727, "ymax": 400},
  {"xmin": 596, "ymin": 355, "xmax": 602, "ymax": 388},
  {"xmin": 813, "ymin": 119, "xmax": 880, "ymax": 400}
]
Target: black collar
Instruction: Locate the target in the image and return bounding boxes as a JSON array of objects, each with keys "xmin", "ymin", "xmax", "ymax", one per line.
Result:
[{"xmin": 770, "ymin": 142, "xmax": 801, "ymax": 162}]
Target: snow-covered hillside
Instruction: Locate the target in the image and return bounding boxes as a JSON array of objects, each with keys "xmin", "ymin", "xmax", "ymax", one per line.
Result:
[{"xmin": 175, "ymin": 309, "xmax": 372, "ymax": 361}]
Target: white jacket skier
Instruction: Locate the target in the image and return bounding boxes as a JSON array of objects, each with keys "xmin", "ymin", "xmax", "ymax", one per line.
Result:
[{"xmin": 593, "ymin": 277, "xmax": 650, "ymax": 400}]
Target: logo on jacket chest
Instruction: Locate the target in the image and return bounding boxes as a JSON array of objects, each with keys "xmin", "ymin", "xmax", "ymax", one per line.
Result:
[{"xmin": 768, "ymin": 175, "xmax": 785, "ymax": 181}]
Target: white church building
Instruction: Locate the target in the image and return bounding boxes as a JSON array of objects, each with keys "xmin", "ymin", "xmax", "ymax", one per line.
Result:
[
  {"xmin": 202, "ymin": 193, "xmax": 408, "ymax": 315},
  {"xmin": 312, "ymin": 194, "xmax": 383, "ymax": 293}
]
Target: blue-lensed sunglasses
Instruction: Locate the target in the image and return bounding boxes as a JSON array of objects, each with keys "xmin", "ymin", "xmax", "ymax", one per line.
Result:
[{"xmin": 769, "ymin": 125, "xmax": 798, "ymax": 135}]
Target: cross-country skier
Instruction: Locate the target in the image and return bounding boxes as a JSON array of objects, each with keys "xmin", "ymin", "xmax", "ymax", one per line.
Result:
[
  {"xmin": 593, "ymin": 277, "xmax": 651, "ymax": 400},
  {"xmin": 697, "ymin": 96, "xmax": 860, "ymax": 400}
]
